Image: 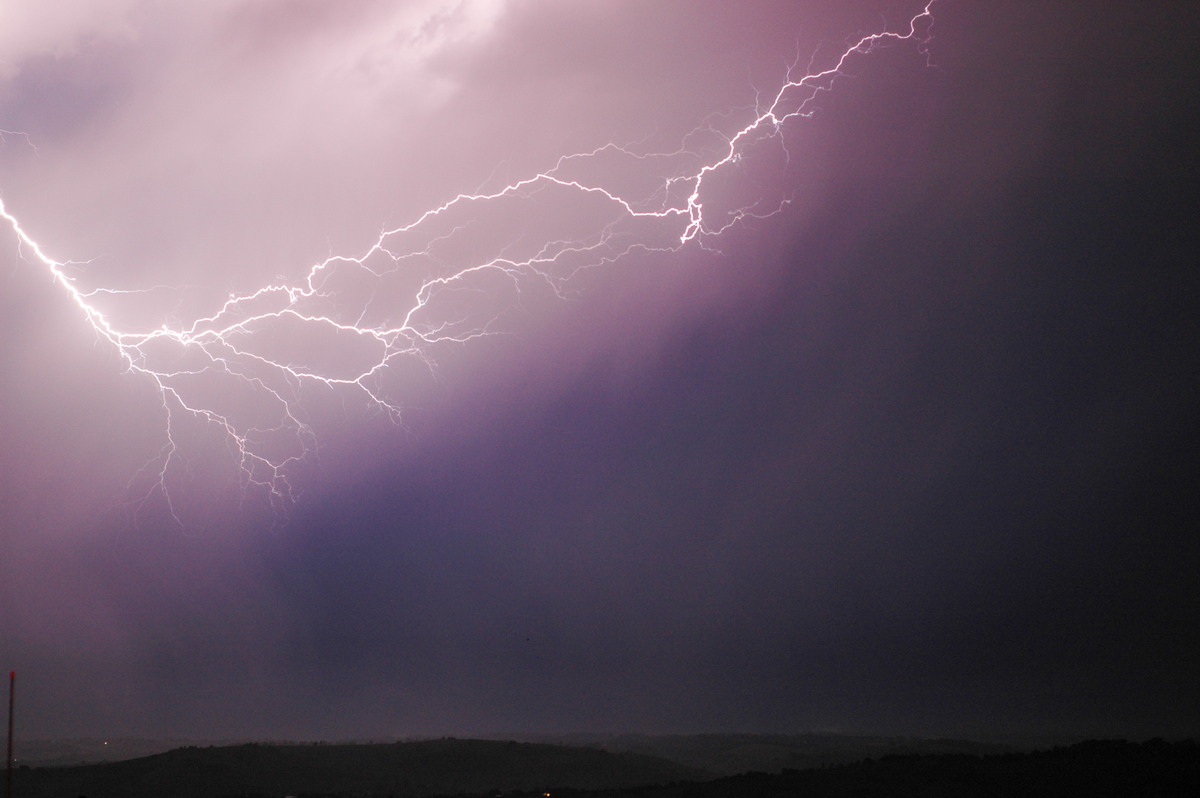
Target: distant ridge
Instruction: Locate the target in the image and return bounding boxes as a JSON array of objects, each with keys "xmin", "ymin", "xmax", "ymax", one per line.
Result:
[
  {"xmin": 505, "ymin": 731, "xmax": 1014, "ymax": 775},
  {"xmin": 12, "ymin": 738, "xmax": 712, "ymax": 798},
  {"xmin": 516, "ymin": 739, "xmax": 1200, "ymax": 798},
  {"xmin": 13, "ymin": 737, "xmax": 1199, "ymax": 798}
]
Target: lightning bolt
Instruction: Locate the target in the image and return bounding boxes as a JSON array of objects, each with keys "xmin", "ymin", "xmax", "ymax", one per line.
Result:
[{"xmin": 1, "ymin": 2, "xmax": 937, "ymax": 528}]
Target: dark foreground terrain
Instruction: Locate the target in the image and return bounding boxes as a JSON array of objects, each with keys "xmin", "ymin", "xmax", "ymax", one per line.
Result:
[
  {"xmin": 11, "ymin": 737, "xmax": 1198, "ymax": 798},
  {"xmin": 11, "ymin": 739, "xmax": 707, "ymax": 798},
  {"xmin": 536, "ymin": 739, "xmax": 1200, "ymax": 798},
  {"xmin": 510, "ymin": 732, "xmax": 1013, "ymax": 775}
]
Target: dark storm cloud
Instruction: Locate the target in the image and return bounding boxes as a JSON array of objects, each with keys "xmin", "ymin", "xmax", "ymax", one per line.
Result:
[{"xmin": 2, "ymin": 1, "xmax": 1198, "ymax": 742}]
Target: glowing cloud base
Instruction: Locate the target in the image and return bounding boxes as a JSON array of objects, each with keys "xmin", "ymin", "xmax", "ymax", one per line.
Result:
[{"xmin": 1, "ymin": 4, "xmax": 936, "ymax": 526}]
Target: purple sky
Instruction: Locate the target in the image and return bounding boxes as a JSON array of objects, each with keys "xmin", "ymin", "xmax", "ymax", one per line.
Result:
[{"xmin": 2, "ymin": 1, "xmax": 1198, "ymax": 743}]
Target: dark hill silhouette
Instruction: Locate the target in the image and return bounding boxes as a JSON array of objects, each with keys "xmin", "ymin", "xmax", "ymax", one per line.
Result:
[
  {"xmin": 504, "ymin": 739, "xmax": 1200, "ymax": 798},
  {"xmin": 510, "ymin": 732, "xmax": 1013, "ymax": 774},
  {"xmin": 15, "ymin": 731, "xmax": 1015, "ymax": 771},
  {"xmin": 12, "ymin": 737, "xmax": 1198, "ymax": 798},
  {"xmin": 11, "ymin": 738, "xmax": 712, "ymax": 798}
]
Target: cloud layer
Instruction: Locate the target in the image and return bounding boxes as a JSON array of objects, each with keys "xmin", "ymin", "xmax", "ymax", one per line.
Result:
[{"xmin": 2, "ymin": 1, "xmax": 1198, "ymax": 742}]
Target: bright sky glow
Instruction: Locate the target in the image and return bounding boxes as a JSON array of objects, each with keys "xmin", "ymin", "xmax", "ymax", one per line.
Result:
[{"xmin": 2, "ymin": 2, "xmax": 935, "ymax": 527}]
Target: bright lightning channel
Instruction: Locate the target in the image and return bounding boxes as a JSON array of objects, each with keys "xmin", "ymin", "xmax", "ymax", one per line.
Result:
[{"xmin": 0, "ymin": 3, "xmax": 936, "ymax": 527}]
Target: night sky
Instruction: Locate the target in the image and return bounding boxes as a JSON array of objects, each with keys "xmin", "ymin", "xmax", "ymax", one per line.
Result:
[{"xmin": 2, "ymin": 1, "xmax": 1198, "ymax": 743}]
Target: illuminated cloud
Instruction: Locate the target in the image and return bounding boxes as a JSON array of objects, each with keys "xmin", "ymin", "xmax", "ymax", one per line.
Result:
[
  {"xmin": 2, "ymin": 1, "xmax": 1196, "ymax": 743},
  {"xmin": 0, "ymin": 0, "xmax": 141, "ymax": 78},
  {"xmin": 3, "ymin": 2, "xmax": 935, "ymax": 526}
]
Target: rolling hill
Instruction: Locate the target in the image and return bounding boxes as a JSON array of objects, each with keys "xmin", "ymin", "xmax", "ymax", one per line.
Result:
[{"xmin": 11, "ymin": 738, "xmax": 711, "ymax": 798}]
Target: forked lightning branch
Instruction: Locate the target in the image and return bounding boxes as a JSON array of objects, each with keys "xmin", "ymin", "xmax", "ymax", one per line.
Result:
[{"xmin": 1, "ymin": 3, "xmax": 936, "ymax": 526}]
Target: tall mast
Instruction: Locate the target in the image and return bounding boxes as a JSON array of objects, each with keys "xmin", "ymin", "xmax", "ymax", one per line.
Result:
[{"xmin": 6, "ymin": 670, "xmax": 13, "ymax": 798}]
